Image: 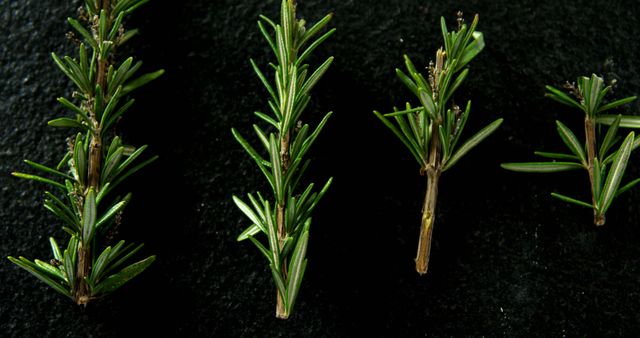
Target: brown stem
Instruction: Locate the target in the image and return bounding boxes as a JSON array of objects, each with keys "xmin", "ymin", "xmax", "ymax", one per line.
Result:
[
  {"xmin": 585, "ymin": 117, "xmax": 605, "ymax": 226},
  {"xmin": 416, "ymin": 115, "xmax": 442, "ymax": 275},
  {"xmin": 416, "ymin": 169, "xmax": 440, "ymax": 275},
  {"xmin": 74, "ymin": 2, "xmax": 112, "ymax": 304},
  {"xmin": 275, "ymin": 131, "xmax": 290, "ymax": 319},
  {"xmin": 75, "ymin": 242, "xmax": 91, "ymax": 305}
]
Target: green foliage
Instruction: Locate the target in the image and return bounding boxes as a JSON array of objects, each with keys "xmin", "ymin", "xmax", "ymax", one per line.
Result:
[
  {"xmin": 502, "ymin": 74, "xmax": 638, "ymax": 224},
  {"xmin": 374, "ymin": 14, "xmax": 502, "ymax": 173},
  {"xmin": 8, "ymin": 0, "xmax": 160, "ymax": 303},
  {"xmin": 232, "ymin": 0, "xmax": 334, "ymax": 319}
]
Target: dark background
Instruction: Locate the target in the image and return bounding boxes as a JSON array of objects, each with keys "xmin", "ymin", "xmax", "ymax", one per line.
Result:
[{"xmin": 2, "ymin": 0, "xmax": 640, "ymax": 336}]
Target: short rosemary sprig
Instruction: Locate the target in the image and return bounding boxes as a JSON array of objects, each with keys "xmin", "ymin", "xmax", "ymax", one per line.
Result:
[
  {"xmin": 374, "ymin": 13, "xmax": 503, "ymax": 275},
  {"xmin": 231, "ymin": 0, "xmax": 334, "ymax": 319},
  {"xmin": 502, "ymin": 74, "xmax": 639, "ymax": 226},
  {"xmin": 8, "ymin": 0, "xmax": 163, "ymax": 305}
]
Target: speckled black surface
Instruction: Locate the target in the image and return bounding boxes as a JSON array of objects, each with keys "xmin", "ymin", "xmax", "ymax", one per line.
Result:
[{"xmin": 3, "ymin": 0, "xmax": 640, "ymax": 336}]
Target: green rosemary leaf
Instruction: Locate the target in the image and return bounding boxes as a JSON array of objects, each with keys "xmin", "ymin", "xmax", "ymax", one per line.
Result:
[
  {"xmin": 237, "ymin": 224, "xmax": 262, "ymax": 241},
  {"xmin": 439, "ymin": 125, "xmax": 450, "ymax": 161},
  {"xmin": 501, "ymin": 161, "xmax": 583, "ymax": 173},
  {"xmin": 373, "ymin": 111, "xmax": 424, "ymax": 166},
  {"xmin": 96, "ymin": 182, "xmax": 111, "ymax": 205},
  {"xmin": 44, "ymin": 191, "xmax": 79, "ymax": 224},
  {"xmin": 555, "ymin": 120, "xmax": 586, "ymax": 165},
  {"xmin": 299, "ymin": 56, "xmax": 333, "ymax": 98},
  {"xmin": 298, "ymin": 112, "xmax": 333, "ymax": 161},
  {"xmin": 298, "ymin": 12, "xmax": 333, "ymax": 49},
  {"xmin": 382, "ymin": 106, "xmax": 424, "ymax": 117},
  {"xmin": 440, "ymin": 17, "xmax": 450, "ymax": 53},
  {"xmin": 395, "ymin": 69, "xmax": 419, "ymax": 97},
  {"xmin": 93, "ymin": 255, "xmax": 155, "ymax": 295},
  {"xmin": 63, "ymin": 243, "xmax": 76, "ymax": 292},
  {"xmin": 598, "ymin": 96, "xmax": 637, "ymax": 113},
  {"xmin": 102, "ymin": 147, "xmax": 124, "ymax": 183},
  {"xmin": 264, "ymin": 201, "xmax": 280, "ymax": 267},
  {"xmin": 121, "ymin": 69, "xmax": 164, "ymax": 95},
  {"xmin": 290, "ymin": 124, "xmax": 310, "ymax": 160},
  {"xmin": 49, "ymin": 237, "xmax": 63, "ymax": 261},
  {"xmin": 11, "ymin": 172, "xmax": 66, "ymax": 191},
  {"xmin": 7, "ymin": 256, "xmax": 71, "ymax": 298},
  {"xmin": 418, "ymin": 89, "xmax": 436, "ymax": 119},
  {"xmin": 615, "ymin": 178, "xmax": 640, "ymax": 197},
  {"xmin": 82, "ymin": 188, "xmax": 97, "ymax": 244},
  {"xmin": 56, "ymin": 152, "xmax": 71, "ymax": 171},
  {"xmin": 254, "ymin": 111, "xmax": 279, "ymax": 128},
  {"xmin": 67, "ymin": 18, "xmax": 96, "ymax": 49},
  {"xmin": 545, "ymin": 85, "xmax": 583, "ymax": 111},
  {"xmin": 24, "ymin": 160, "xmax": 73, "ymax": 180},
  {"xmin": 251, "ymin": 59, "xmax": 277, "ymax": 103},
  {"xmin": 109, "ymin": 155, "xmax": 159, "ymax": 192},
  {"xmin": 286, "ymin": 220, "xmax": 310, "ymax": 313},
  {"xmin": 101, "ymin": 87, "xmax": 123, "ymax": 126},
  {"xmin": 594, "ymin": 159, "xmax": 603, "ymax": 201},
  {"xmin": 270, "ymin": 135, "xmax": 284, "ymax": 203},
  {"xmin": 599, "ymin": 114, "xmax": 622, "ymax": 159},
  {"xmin": 457, "ymin": 31, "xmax": 484, "ymax": 71},
  {"xmin": 63, "ymin": 56, "xmax": 90, "ymax": 93},
  {"xmin": 297, "ymin": 28, "xmax": 336, "ymax": 66},
  {"xmin": 56, "ymin": 97, "xmax": 91, "ymax": 123},
  {"xmin": 245, "ymin": 236, "xmax": 271, "ymax": 264},
  {"xmin": 550, "ymin": 192, "xmax": 593, "ymax": 208},
  {"xmin": 90, "ymin": 246, "xmax": 112, "ymax": 284},
  {"xmin": 444, "ymin": 68, "xmax": 469, "ymax": 102},
  {"xmin": 48, "ymin": 118, "xmax": 87, "ymax": 131},
  {"xmin": 253, "ymin": 124, "xmax": 271, "ymax": 151},
  {"xmin": 73, "ymin": 133, "xmax": 86, "ymax": 186},
  {"xmin": 84, "ymin": 0, "xmax": 97, "ymax": 15},
  {"xmin": 599, "ymin": 132, "xmax": 635, "ymax": 214},
  {"xmin": 34, "ymin": 259, "xmax": 66, "ymax": 281},
  {"xmin": 270, "ymin": 263, "xmax": 288, "ymax": 306},
  {"xmin": 443, "ymin": 118, "xmax": 503, "ymax": 171},
  {"xmin": 233, "ymin": 195, "xmax": 265, "ymax": 230},
  {"xmin": 118, "ymin": 29, "xmax": 138, "ymax": 46},
  {"xmin": 109, "ymin": 12, "xmax": 125, "ymax": 41},
  {"xmin": 533, "ymin": 152, "xmax": 580, "ymax": 160},
  {"xmin": 232, "ymin": 128, "xmax": 275, "ymax": 190},
  {"xmin": 597, "ymin": 115, "xmax": 640, "ymax": 128},
  {"xmin": 95, "ymin": 198, "xmax": 129, "ymax": 229},
  {"xmin": 405, "ymin": 107, "xmax": 424, "ymax": 148},
  {"xmin": 257, "ymin": 20, "xmax": 277, "ymax": 57},
  {"xmin": 103, "ymin": 98, "xmax": 135, "ymax": 132},
  {"xmin": 44, "ymin": 200, "xmax": 79, "ymax": 231},
  {"xmin": 104, "ymin": 243, "xmax": 144, "ymax": 276}
]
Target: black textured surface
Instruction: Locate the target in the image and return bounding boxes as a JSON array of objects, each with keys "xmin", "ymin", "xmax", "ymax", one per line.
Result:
[{"xmin": 3, "ymin": 0, "xmax": 640, "ymax": 336}]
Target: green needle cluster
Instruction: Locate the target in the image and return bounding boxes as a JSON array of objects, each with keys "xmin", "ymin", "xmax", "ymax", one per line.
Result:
[
  {"xmin": 231, "ymin": 0, "xmax": 335, "ymax": 319},
  {"xmin": 503, "ymin": 74, "xmax": 640, "ymax": 226},
  {"xmin": 8, "ymin": 0, "xmax": 162, "ymax": 305},
  {"xmin": 374, "ymin": 13, "xmax": 503, "ymax": 275}
]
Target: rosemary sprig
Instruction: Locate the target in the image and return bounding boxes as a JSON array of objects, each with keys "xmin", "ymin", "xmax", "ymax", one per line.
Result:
[
  {"xmin": 502, "ymin": 74, "xmax": 639, "ymax": 226},
  {"xmin": 231, "ymin": 0, "xmax": 334, "ymax": 319},
  {"xmin": 8, "ymin": 0, "xmax": 162, "ymax": 305},
  {"xmin": 374, "ymin": 12, "xmax": 503, "ymax": 275}
]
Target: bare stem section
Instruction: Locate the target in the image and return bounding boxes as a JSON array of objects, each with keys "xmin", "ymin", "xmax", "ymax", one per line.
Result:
[
  {"xmin": 584, "ymin": 117, "xmax": 605, "ymax": 226},
  {"xmin": 416, "ymin": 170, "xmax": 440, "ymax": 274}
]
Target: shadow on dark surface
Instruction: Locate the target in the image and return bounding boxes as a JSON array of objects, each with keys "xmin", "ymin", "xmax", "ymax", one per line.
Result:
[{"xmin": 2, "ymin": 0, "xmax": 640, "ymax": 336}]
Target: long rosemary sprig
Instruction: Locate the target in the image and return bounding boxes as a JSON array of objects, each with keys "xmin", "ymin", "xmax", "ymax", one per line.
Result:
[
  {"xmin": 502, "ymin": 74, "xmax": 639, "ymax": 225},
  {"xmin": 374, "ymin": 12, "xmax": 502, "ymax": 275},
  {"xmin": 232, "ymin": 0, "xmax": 335, "ymax": 319},
  {"xmin": 8, "ymin": 0, "xmax": 162, "ymax": 305}
]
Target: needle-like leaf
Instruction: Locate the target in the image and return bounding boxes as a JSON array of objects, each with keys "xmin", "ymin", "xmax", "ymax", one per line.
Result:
[
  {"xmin": 599, "ymin": 132, "xmax": 635, "ymax": 214},
  {"xmin": 443, "ymin": 118, "xmax": 503, "ymax": 171}
]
